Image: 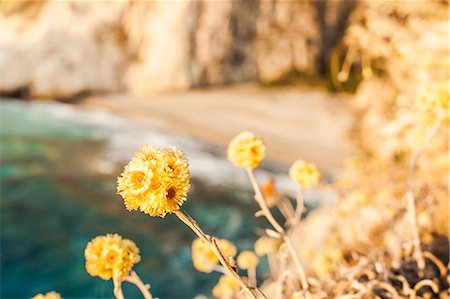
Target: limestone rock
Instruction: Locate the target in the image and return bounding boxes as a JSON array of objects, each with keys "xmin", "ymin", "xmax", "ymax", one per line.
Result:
[
  {"xmin": 1, "ymin": 1, "xmax": 127, "ymax": 99},
  {"xmin": 123, "ymin": 1, "xmax": 194, "ymax": 95},
  {"xmin": 1, "ymin": 0, "xmax": 356, "ymax": 98},
  {"xmin": 256, "ymin": 0, "xmax": 319, "ymax": 83}
]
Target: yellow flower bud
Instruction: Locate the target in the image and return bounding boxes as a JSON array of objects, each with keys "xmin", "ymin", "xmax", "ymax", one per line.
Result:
[
  {"xmin": 313, "ymin": 255, "xmax": 333, "ymax": 279},
  {"xmin": 289, "ymin": 160, "xmax": 320, "ymax": 187},
  {"xmin": 254, "ymin": 236, "xmax": 280, "ymax": 256},
  {"xmin": 84, "ymin": 234, "xmax": 140, "ymax": 281},
  {"xmin": 227, "ymin": 131, "xmax": 266, "ymax": 169},
  {"xmin": 192, "ymin": 238, "xmax": 237, "ymax": 273},
  {"xmin": 32, "ymin": 292, "xmax": 62, "ymax": 299},
  {"xmin": 237, "ymin": 251, "xmax": 259, "ymax": 269},
  {"xmin": 416, "ymin": 82, "xmax": 449, "ymax": 121},
  {"xmin": 261, "ymin": 178, "xmax": 280, "ymax": 207},
  {"xmin": 212, "ymin": 275, "xmax": 240, "ymax": 299},
  {"xmin": 347, "ymin": 190, "xmax": 371, "ymax": 207}
]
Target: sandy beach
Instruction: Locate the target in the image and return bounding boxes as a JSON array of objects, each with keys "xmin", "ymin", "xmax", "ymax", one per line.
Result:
[{"xmin": 79, "ymin": 85, "xmax": 354, "ymax": 175}]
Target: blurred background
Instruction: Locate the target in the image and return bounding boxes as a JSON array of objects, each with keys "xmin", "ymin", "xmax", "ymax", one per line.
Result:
[{"xmin": 1, "ymin": 0, "xmax": 448, "ymax": 298}]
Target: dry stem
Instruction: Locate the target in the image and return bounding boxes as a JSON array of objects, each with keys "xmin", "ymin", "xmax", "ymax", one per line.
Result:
[
  {"xmin": 277, "ymin": 197, "xmax": 295, "ymax": 226},
  {"xmin": 406, "ymin": 113, "xmax": 443, "ymax": 269},
  {"xmin": 113, "ymin": 278, "xmax": 125, "ymax": 299},
  {"xmin": 246, "ymin": 168, "xmax": 285, "ymax": 234},
  {"xmin": 294, "ymin": 186, "xmax": 305, "ymax": 225},
  {"xmin": 246, "ymin": 168, "xmax": 310, "ymax": 297},
  {"xmin": 284, "ymin": 236, "xmax": 309, "ymax": 294},
  {"xmin": 175, "ymin": 210, "xmax": 265, "ymax": 299},
  {"xmin": 248, "ymin": 267, "xmax": 257, "ymax": 287},
  {"xmin": 123, "ymin": 271, "xmax": 153, "ymax": 299},
  {"xmin": 267, "ymin": 252, "xmax": 279, "ymax": 278}
]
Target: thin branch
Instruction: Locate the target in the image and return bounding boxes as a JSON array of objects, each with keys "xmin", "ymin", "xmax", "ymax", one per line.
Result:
[
  {"xmin": 408, "ymin": 114, "xmax": 444, "ymax": 190},
  {"xmin": 405, "ymin": 113, "xmax": 443, "ymax": 270},
  {"xmin": 293, "ymin": 186, "xmax": 305, "ymax": 226},
  {"xmin": 246, "ymin": 168, "xmax": 310, "ymax": 297},
  {"xmin": 175, "ymin": 210, "xmax": 266, "ymax": 299},
  {"xmin": 248, "ymin": 267, "xmax": 257, "ymax": 288},
  {"xmin": 113, "ymin": 278, "xmax": 125, "ymax": 299},
  {"xmin": 123, "ymin": 271, "xmax": 153, "ymax": 299},
  {"xmin": 246, "ymin": 168, "xmax": 285, "ymax": 234},
  {"xmin": 284, "ymin": 236, "xmax": 310, "ymax": 296}
]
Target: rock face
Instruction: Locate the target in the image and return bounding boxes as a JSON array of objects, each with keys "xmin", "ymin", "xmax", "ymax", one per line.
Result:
[
  {"xmin": 1, "ymin": 0, "xmax": 357, "ymax": 98},
  {"xmin": 256, "ymin": 0, "xmax": 319, "ymax": 83},
  {"xmin": 1, "ymin": 1, "xmax": 127, "ymax": 98},
  {"xmin": 123, "ymin": 0, "xmax": 263, "ymax": 95}
]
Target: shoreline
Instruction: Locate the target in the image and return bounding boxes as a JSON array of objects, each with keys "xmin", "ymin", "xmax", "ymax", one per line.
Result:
[{"xmin": 76, "ymin": 85, "xmax": 354, "ymax": 176}]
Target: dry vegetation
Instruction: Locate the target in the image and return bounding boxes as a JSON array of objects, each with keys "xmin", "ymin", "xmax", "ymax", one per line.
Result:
[
  {"xmin": 30, "ymin": 1, "xmax": 449, "ymax": 299},
  {"xmin": 268, "ymin": 1, "xmax": 449, "ymax": 298}
]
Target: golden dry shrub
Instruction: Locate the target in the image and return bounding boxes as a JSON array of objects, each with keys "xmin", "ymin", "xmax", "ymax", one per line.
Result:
[
  {"xmin": 192, "ymin": 238, "xmax": 237, "ymax": 273},
  {"xmin": 212, "ymin": 275, "xmax": 241, "ymax": 299},
  {"xmin": 254, "ymin": 236, "xmax": 281, "ymax": 256},
  {"xmin": 227, "ymin": 131, "xmax": 266, "ymax": 169},
  {"xmin": 117, "ymin": 146, "xmax": 191, "ymax": 217},
  {"xmin": 84, "ymin": 234, "xmax": 141, "ymax": 281},
  {"xmin": 237, "ymin": 251, "xmax": 259, "ymax": 269},
  {"xmin": 289, "ymin": 160, "xmax": 321, "ymax": 187},
  {"xmin": 31, "ymin": 292, "xmax": 62, "ymax": 299}
]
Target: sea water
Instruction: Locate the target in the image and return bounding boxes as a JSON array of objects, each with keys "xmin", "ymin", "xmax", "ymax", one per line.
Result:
[{"xmin": 1, "ymin": 100, "xmax": 316, "ymax": 299}]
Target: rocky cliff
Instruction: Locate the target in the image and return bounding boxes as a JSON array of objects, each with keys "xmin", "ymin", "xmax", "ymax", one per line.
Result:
[{"xmin": 1, "ymin": 0, "xmax": 356, "ymax": 98}]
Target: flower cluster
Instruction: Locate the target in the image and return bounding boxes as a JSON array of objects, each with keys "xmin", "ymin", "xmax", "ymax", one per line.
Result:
[
  {"xmin": 227, "ymin": 131, "xmax": 266, "ymax": 169},
  {"xmin": 191, "ymin": 237, "xmax": 237, "ymax": 273},
  {"xmin": 289, "ymin": 159, "xmax": 321, "ymax": 187},
  {"xmin": 31, "ymin": 292, "xmax": 61, "ymax": 299},
  {"xmin": 84, "ymin": 234, "xmax": 141, "ymax": 281},
  {"xmin": 212, "ymin": 275, "xmax": 240, "ymax": 299},
  {"xmin": 117, "ymin": 146, "xmax": 191, "ymax": 217}
]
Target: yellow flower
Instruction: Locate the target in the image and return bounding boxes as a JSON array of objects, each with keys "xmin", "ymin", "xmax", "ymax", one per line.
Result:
[
  {"xmin": 347, "ymin": 190, "xmax": 371, "ymax": 207},
  {"xmin": 192, "ymin": 238, "xmax": 237, "ymax": 273},
  {"xmin": 261, "ymin": 178, "xmax": 280, "ymax": 207},
  {"xmin": 31, "ymin": 292, "xmax": 62, "ymax": 299},
  {"xmin": 290, "ymin": 292, "xmax": 303, "ymax": 299},
  {"xmin": 84, "ymin": 234, "xmax": 141, "ymax": 281},
  {"xmin": 254, "ymin": 236, "xmax": 280, "ymax": 256},
  {"xmin": 227, "ymin": 131, "xmax": 266, "ymax": 169},
  {"xmin": 289, "ymin": 160, "xmax": 320, "ymax": 187},
  {"xmin": 237, "ymin": 251, "xmax": 259, "ymax": 269},
  {"xmin": 117, "ymin": 146, "xmax": 191, "ymax": 217},
  {"xmin": 312, "ymin": 255, "xmax": 333, "ymax": 279},
  {"xmin": 416, "ymin": 82, "xmax": 449, "ymax": 121},
  {"xmin": 212, "ymin": 275, "xmax": 240, "ymax": 299}
]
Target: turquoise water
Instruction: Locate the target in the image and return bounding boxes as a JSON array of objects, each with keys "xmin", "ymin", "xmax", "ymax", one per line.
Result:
[{"xmin": 0, "ymin": 101, "xmax": 273, "ymax": 299}]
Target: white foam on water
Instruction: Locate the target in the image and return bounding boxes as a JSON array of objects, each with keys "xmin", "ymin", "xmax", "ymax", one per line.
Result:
[{"xmin": 1, "ymin": 99, "xmax": 336, "ymax": 203}]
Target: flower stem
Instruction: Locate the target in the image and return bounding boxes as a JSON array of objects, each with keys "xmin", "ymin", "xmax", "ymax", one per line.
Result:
[
  {"xmin": 277, "ymin": 197, "xmax": 295, "ymax": 226},
  {"xmin": 284, "ymin": 236, "xmax": 309, "ymax": 295},
  {"xmin": 124, "ymin": 271, "xmax": 153, "ymax": 299},
  {"xmin": 406, "ymin": 113, "xmax": 443, "ymax": 270},
  {"xmin": 113, "ymin": 278, "xmax": 125, "ymax": 299},
  {"xmin": 248, "ymin": 267, "xmax": 257, "ymax": 287},
  {"xmin": 246, "ymin": 168, "xmax": 310, "ymax": 295},
  {"xmin": 246, "ymin": 168, "xmax": 285, "ymax": 234},
  {"xmin": 267, "ymin": 252, "xmax": 278, "ymax": 278},
  {"xmin": 175, "ymin": 210, "xmax": 266, "ymax": 299},
  {"xmin": 293, "ymin": 186, "xmax": 305, "ymax": 225}
]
